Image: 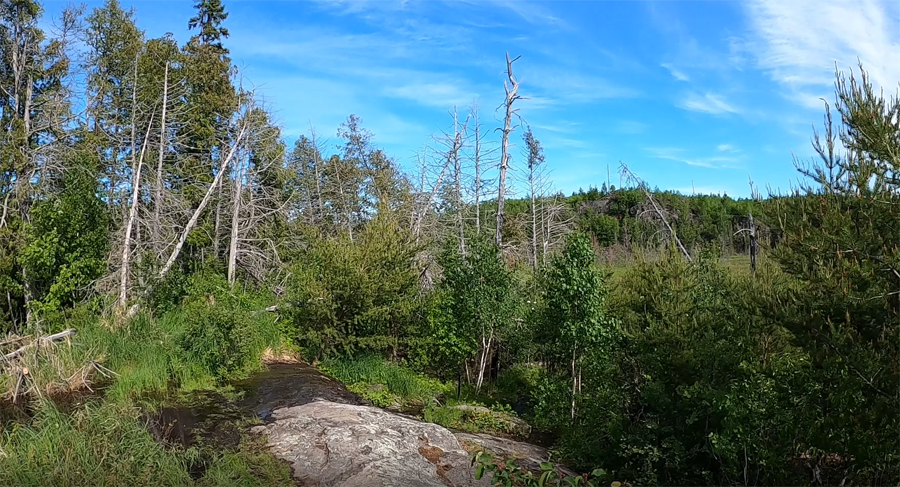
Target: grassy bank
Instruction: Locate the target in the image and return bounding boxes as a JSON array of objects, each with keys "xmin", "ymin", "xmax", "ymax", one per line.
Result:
[
  {"xmin": 0, "ymin": 293, "xmax": 296, "ymax": 487},
  {"xmin": 319, "ymin": 354, "xmax": 544, "ymax": 438}
]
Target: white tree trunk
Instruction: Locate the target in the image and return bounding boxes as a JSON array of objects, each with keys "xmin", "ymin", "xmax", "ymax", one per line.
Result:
[
  {"xmin": 159, "ymin": 122, "xmax": 247, "ymax": 279},
  {"xmin": 496, "ymin": 53, "xmax": 522, "ymax": 248},
  {"xmin": 475, "ymin": 332, "xmax": 493, "ymax": 392},
  {"xmin": 227, "ymin": 151, "xmax": 244, "ymax": 285},
  {"xmin": 118, "ymin": 115, "xmax": 155, "ymax": 309},
  {"xmin": 153, "ymin": 62, "xmax": 169, "ymax": 258}
]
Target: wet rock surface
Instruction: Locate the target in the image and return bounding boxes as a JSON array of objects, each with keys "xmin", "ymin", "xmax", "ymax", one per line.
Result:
[
  {"xmin": 140, "ymin": 363, "xmax": 556, "ymax": 486},
  {"xmin": 251, "ymin": 401, "xmax": 492, "ymax": 487},
  {"xmin": 233, "ymin": 364, "xmax": 367, "ymax": 422}
]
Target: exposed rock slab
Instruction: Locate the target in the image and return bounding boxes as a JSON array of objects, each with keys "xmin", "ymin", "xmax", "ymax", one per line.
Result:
[
  {"xmin": 251, "ymin": 401, "xmax": 491, "ymax": 487},
  {"xmin": 455, "ymin": 432, "xmax": 577, "ymax": 477}
]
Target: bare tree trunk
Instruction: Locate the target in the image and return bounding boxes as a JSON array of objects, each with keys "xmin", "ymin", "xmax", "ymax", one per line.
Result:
[
  {"xmin": 529, "ymin": 159, "xmax": 538, "ymax": 271},
  {"xmin": 570, "ymin": 346, "xmax": 577, "ymax": 420},
  {"xmin": 453, "ymin": 107, "xmax": 465, "ymax": 256},
  {"xmin": 227, "ymin": 150, "xmax": 244, "ymax": 285},
  {"xmin": 153, "ymin": 62, "xmax": 169, "ymax": 258},
  {"xmin": 475, "ymin": 331, "xmax": 493, "ymax": 393},
  {"xmin": 310, "ymin": 127, "xmax": 325, "ymax": 224},
  {"xmin": 620, "ymin": 163, "xmax": 692, "ymax": 263},
  {"xmin": 473, "ymin": 107, "xmax": 482, "ymax": 235},
  {"xmin": 159, "ymin": 122, "xmax": 247, "ymax": 280},
  {"xmin": 118, "ymin": 55, "xmax": 145, "ymax": 311},
  {"xmin": 118, "ymin": 115, "xmax": 155, "ymax": 310},
  {"xmin": 496, "ymin": 53, "xmax": 523, "ymax": 248},
  {"xmin": 213, "ymin": 183, "xmax": 223, "ymax": 257}
]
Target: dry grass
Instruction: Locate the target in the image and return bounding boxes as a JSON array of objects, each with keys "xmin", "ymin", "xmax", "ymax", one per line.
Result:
[
  {"xmin": 260, "ymin": 347, "xmax": 302, "ymax": 365},
  {"xmin": 0, "ymin": 332, "xmax": 109, "ymax": 403}
]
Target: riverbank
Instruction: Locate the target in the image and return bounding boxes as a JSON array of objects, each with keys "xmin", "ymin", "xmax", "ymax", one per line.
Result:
[{"xmin": 0, "ymin": 311, "xmax": 567, "ymax": 487}]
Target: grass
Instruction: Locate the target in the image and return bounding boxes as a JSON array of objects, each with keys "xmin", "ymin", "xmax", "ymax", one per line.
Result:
[
  {"xmin": 0, "ymin": 297, "xmax": 296, "ymax": 487},
  {"xmin": 320, "ymin": 354, "xmax": 452, "ymax": 402},
  {"xmin": 318, "ymin": 355, "xmax": 542, "ymax": 437},
  {"xmin": 0, "ymin": 401, "xmax": 194, "ymax": 486}
]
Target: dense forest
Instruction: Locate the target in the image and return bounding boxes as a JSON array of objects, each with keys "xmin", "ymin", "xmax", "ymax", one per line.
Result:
[{"xmin": 0, "ymin": 1, "xmax": 897, "ymax": 486}]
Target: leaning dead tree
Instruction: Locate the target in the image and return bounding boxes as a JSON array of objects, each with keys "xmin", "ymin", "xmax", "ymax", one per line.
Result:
[
  {"xmin": 226, "ymin": 103, "xmax": 290, "ymax": 285},
  {"xmin": 412, "ymin": 108, "xmax": 469, "ymax": 244},
  {"xmin": 496, "ymin": 53, "xmax": 524, "ymax": 248},
  {"xmin": 158, "ymin": 107, "xmax": 250, "ymax": 280},
  {"xmin": 619, "ymin": 162, "xmax": 693, "ymax": 263}
]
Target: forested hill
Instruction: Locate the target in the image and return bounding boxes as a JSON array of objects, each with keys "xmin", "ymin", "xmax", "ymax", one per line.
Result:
[
  {"xmin": 499, "ymin": 186, "xmax": 766, "ymax": 255},
  {"xmin": 0, "ymin": 1, "xmax": 897, "ymax": 487}
]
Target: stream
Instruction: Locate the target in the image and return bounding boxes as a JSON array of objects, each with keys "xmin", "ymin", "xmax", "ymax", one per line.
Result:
[{"xmin": 143, "ymin": 363, "xmax": 366, "ymax": 449}]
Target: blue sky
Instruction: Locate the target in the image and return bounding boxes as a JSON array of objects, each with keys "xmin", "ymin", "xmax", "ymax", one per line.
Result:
[{"xmin": 44, "ymin": 0, "xmax": 900, "ymax": 198}]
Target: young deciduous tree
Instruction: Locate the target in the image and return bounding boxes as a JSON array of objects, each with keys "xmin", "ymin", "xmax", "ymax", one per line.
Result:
[
  {"xmin": 539, "ymin": 232, "xmax": 615, "ymax": 419},
  {"xmin": 438, "ymin": 234, "xmax": 519, "ymax": 392}
]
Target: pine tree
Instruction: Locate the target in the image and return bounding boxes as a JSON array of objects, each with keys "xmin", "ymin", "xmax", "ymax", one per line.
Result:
[{"xmin": 188, "ymin": 0, "xmax": 229, "ymax": 49}]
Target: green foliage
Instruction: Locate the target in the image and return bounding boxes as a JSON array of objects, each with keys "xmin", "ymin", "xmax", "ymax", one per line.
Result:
[
  {"xmin": 472, "ymin": 451, "xmax": 613, "ymax": 487},
  {"xmin": 319, "ymin": 354, "xmax": 450, "ymax": 401},
  {"xmin": 532, "ymin": 232, "xmax": 616, "ymax": 425},
  {"xmin": 761, "ymin": 66, "xmax": 900, "ymax": 484},
  {"xmin": 175, "ymin": 272, "xmax": 280, "ymax": 382},
  {"xmin": 432, "ymin": 233, "xmax": 520, "ymax": 374},
  {"xmin": 286, "ymin": 210, "xmax": 421, "ymax": 359},
  {"xmin": 565, "ymin": 253, "xmax": 814, "ymax": 485},
  {"xmin": 424, "ymin": 402, "xmax": 520, "ymax": 436},
  {"xmin": 20, "ymin": 162, "xmax": 109, "ymax": 319}
]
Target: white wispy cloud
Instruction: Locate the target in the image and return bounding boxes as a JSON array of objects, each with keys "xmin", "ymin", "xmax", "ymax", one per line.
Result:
[
  {"xmin": 678, "ymin": 92, "xmax": 741, "ymax": 115},
  {"xmin": 646, "ymin": 147, "xmax": 743, "ymax": 169},
  {"xmin": 661, "ymin": 63, "xmax": 690, "ymax": 82},
  {"xmin": 717, "ymin": 144, "xmax": 739, "ymax": 152},
  {"xmin": 519, "ymin": 67, "xmax": 642, "ymax": 106},
  {"xmin": 384, "ymin": 82, "xmax": 480, "ymax": 109},
  {"xmin": 742, "ymin": 0, "xmax": 900, "ymax": 107}
]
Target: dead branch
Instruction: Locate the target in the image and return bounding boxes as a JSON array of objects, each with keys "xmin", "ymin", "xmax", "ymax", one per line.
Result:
[
  {"xmin": 619, "ymin": 162, "xmax": 693, "ymax": 263},
  {"xmin": 2, "ymin": 328, "xmax": 77, "ymax": 363}
]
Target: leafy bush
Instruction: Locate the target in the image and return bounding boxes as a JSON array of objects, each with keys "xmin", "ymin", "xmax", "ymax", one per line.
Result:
[
  {"xmin": 286, "ymin": 211, "xmax": 422, "ymax": 360},
  {"xmin": 472, "ymin": 451, "xmax": 615, "ymax": 487}
]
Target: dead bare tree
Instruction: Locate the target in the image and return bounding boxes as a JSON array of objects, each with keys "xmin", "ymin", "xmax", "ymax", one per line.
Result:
[
  {"xmin": 412, "ymin": 110, "xmax": 469, "ymax": 244},
  {"xmin": 619, "ymin": 162, "xmax": 693, "ymax": 263},
  {"xmin": 495, "ymin": 53, "xmax": 524, "ymax": 248},
  {"xmin": 158, "ymin": 104, "xmax": 250, "ymax": 280},
  {"xmin": 152, "ymin": 61, "xmax": 170, "ymax": 259}
]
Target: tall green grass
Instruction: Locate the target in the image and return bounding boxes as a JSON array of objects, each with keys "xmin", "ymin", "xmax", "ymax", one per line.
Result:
[
  {"xmin": 0, "ymin": 401, "xmax": 194, "ymax": 486},
  {"xmin": 320, "ymin": 354, "xmax": 451, "ymax": 401},
  {"xmin": 1, "ymin": 287, "xmax": 295, "ymax": 487}
]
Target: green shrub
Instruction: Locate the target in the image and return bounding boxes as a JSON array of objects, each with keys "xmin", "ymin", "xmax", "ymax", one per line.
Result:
[
  {"xmin": 177, "ymin": 301, "xmax": 263, "ymax": 382},
  {"xmin": 285, "ymin": 211, "xmax": 422, "ymax": 360}
]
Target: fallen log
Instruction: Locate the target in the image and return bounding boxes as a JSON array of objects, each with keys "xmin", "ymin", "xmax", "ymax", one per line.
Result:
[{"xmin": 2, "ymin": 328, "xmax": 77, "ymax": 362}]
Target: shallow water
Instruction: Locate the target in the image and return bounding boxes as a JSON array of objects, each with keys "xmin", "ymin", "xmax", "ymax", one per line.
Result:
[
  {"xmin": 142, "ymin": 363, "xmax": 366, "ymax": 451},
  {"xmin": 233, "ymin": 363, "xmax": 366, "ymax": 421}
]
